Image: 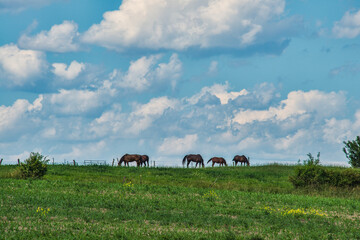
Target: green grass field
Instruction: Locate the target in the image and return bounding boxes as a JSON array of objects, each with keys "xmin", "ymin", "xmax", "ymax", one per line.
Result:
[{"xmin": 0, "ymin": 165, "xmax": 359, "ymax": 239}]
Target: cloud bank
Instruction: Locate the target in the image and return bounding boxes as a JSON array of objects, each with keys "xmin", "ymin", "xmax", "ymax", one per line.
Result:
[{"xmin": 81, "ymin": 0, "xmax": 298, "ymax": 55}]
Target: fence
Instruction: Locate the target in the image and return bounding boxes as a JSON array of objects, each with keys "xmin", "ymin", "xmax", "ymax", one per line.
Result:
[{"xmin": 83, "ymin": 160, "xmax": 107, "ymax": 166}]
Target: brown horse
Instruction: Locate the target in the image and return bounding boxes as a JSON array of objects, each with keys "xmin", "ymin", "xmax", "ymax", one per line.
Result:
[
  {"xmin": 140, "ymin": 155, "xmax": 149, "ymax": 167},
  {"xmin": 233, "ymin": 155, "xmax": 250, "ymax": 166},
  {"xmin": 207, "ymin": 157, "xmax": 227, "ymax": 167},
  {"xmin": 182, "ymin": 154, "xmax": 204, "ymax": 168},
  {"xmin": 118, "ymin": 154, "xmax": 142, "ymax": 167}
]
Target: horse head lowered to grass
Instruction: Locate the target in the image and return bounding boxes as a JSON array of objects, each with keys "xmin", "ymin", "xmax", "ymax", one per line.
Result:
[
  {"xmin": 207, "ymin": 157, "xmax": 227, "ymax": 167},
  {"xmin": 182, "ymin": 154, "xmax": 204, "ymax": 168},
  {"xmin": 233, "ymin": 155, "xmax": 250, "ymax": 166},
  {"xmin": 118, "ymin": 154, "xmax": 142, "ymax": 167}
]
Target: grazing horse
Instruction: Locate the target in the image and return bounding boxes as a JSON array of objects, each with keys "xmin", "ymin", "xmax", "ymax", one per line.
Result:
[
  {"xmin": 182, "ymin": 154, "xmax": 204, "ymax": 168},
  {"xmin": 207, "ymin": 157, "xmax": 227, "ymax": 167},
  {"xmin": 233, "ymin": 155, "xmax": 250, "ymax": 166},
  {"xmin": 140, "ymin": 155, "xmax": 149, "ymax": 167},
  {"xmin": 118, "ymin": 154, "xmax": 142, "ymax": 167}
]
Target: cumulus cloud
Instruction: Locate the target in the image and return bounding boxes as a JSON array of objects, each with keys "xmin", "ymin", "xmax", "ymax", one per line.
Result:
[
  {"xmin": 233, "ymin": 90, "xmax": 346, "ymax": 125},
  {"xmin": 0, "ymin": 44, "xmax": 47, "ymax": 85},
  {"xmin": 0, "ymin": 96, "xmax": 43, "ymax": 136},
  {"xmin": 52, "ymin": 60, "xmax": 85, "ymax": 80},
  {"xmin": 91, "ymin": 96, "xmax": 178, "ymax": 137},
  {"xmin": 158, "ymin": 134, "xmax": 198, "ymax": 155},
  {"xmin": 333, "ymin": 9, "xmax": 360, "ymax": 38},
  {"xmin": 127, "ymin": 96, "xmax": 179, "ymax": 134},
  {"xmin": 111, "ymin": 53, "xmax": 182, "ymax": 91},
  {"xmin": 81, "ymin": 0, "xmax": 293, "ymax": 52},
  {"xmin": 19, "ymin": 21, "xmax": 80, "ymax": 52},
  {"xmin": 1, "ymin": 79, "xmax": 355, "ymax": 165},
  {"xmin": 187, "ymin": 82, "xmax": 248, "ymax": 105},
  {"xmin": 44, "ymin": 81, "xmax": 115, "ymax": 116}
]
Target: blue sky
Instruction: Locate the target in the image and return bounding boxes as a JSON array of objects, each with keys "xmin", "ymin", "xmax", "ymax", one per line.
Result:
[{"xmin": 1, "ymin": 0, "xmax": 360, "ymax": 166}]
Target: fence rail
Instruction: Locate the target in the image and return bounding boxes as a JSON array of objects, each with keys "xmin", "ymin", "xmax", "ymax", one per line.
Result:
[{"xmin": 83, "ymin": 160, "xmax": 107, "ymax": 165}]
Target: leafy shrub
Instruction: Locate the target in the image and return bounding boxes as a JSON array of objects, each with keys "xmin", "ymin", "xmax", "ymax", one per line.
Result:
[
  {"xmin": 343, "ymin": 136, "xmax": 360, "ymax": 168},
  {"xmin": 19, "ymin": 152, "xmax": 49, "ymax": 179},
  {"xmin": 290, "ymin": 152, "xmax": 360, "ymax": 188},
  {"xmin": 302, "ymin": 152, "xmax": 320, "ymax": 166}
]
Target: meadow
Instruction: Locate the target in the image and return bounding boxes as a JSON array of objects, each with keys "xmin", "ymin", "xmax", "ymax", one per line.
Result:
[{"xmin": 0, "ymin": 164, "xmax": 359, "ymax": 239}]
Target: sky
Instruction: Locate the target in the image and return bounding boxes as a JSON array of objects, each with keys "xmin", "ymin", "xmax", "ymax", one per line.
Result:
[{"xmin": 1, "ymin": 0, "xmax": 360, "ymax": 166}]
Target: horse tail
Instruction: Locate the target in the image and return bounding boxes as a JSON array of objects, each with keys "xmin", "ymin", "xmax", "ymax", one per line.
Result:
[
  {"xmin": 182, "ymin": 155, "xmax": 187, "ymax": 165},
  {"xmin": 207, "ymin": 158, "xmax": 212, "ymax": 164}
]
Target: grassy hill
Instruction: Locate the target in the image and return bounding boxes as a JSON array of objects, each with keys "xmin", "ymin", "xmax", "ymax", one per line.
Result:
[{"xmin": 0, "ymin": 165, "xmax": 359, "ymax": 239}]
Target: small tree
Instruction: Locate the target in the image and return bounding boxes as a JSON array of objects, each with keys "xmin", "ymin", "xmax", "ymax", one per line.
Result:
[
  {"xmin": 343, "ymin": 136, "xmax": 360, "ymax": 168},
  {"xmin": 19, "ymin": 152, "xmax": 49, "ymax": 179}
]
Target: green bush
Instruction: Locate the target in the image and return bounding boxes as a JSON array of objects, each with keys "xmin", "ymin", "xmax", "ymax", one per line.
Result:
[
  {"xmin": 343, "ymin": 136, "xmax": 360, "ymax": 168},
  {"xmin": 290, "ymin": 152, "xmax": 360, "ymax": 188},
  {"xmin": 19, "ymin": 152, "xmax": 49, "ymax": 179}
]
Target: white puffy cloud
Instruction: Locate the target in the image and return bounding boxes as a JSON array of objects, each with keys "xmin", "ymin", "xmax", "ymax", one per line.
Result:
[
  {"xmin": 81, "ymin": 0, "xmax": 287, "ymax": 51},
  {"xmin": 45, "ymin": 81, "xmax": 115, "ymax": 115},
  {"xmin": 333, "ymin": 9, "xmax": 360, "ymax": 38},
  {"xmin": 116, "ymin": 55, "xmax": 159, "ymax": 91},
  {"xmin": 19, "ymin": 21, "xmax": 80, "ymax": 52},
  {"xmin": 1, "ymin": 80, "xmax": 356, "ymax": 165},
  {"xmin": 0, "ymin": 44, "xmax": 46, "ymax": 85},
  {"xmin": 52, "ymin": 60, "xmax": 85, "ymax": 80},
  {"xmin": 111, "ymin": 53, "xmax": 182, "ymax": 91},
  {"xmin": 187, "ymin": 82, "xmax": 248, "ymax": 105},
  {"xmin": 233, "ymin": 90, "xmax": 346, "ymax": 125},
  {"xmin": 0, "ymin": 96, "xmax": 43, "ymax": 134},
  {"xmin": 91, "ymin": 96, "xmax": 178, "ymax": 136},
  {"xmin": 127, "ymin": 96, "xmax": 179, "ymax": 134},
  {"xmin": 158, "ymin": 134, "xmax": 198, "ymax": 155},
  {"xmin": 323, "ymin": 110, "xmax": 360, "ymax": 144}
]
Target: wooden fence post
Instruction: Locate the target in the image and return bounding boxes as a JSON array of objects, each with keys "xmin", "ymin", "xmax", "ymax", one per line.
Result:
[
  {"xmin": 0, "ymin": 158, "xmax": 3, "ymax": 165},
  {"xmin": 153, "ymin": 161, "xmax": 155, "ymax": 168},
  {"xmin": 73, "ymin": 160, "xmax": 76, "ymax": 166},
  {"xmin": 17, "ymin": 159, "xmax": 20, "ymax": 165},
  {"xmin": 112, "ymin": 158, "xmax": 115, "ymax": 166},
  {"xmin": 52, "ymin": 158, "xmax": 54, "ymax": 165}
]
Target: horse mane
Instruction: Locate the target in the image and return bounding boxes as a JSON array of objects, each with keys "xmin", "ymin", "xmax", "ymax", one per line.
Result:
[
  {"xmin": 119, "ymin": 154, "xmax": 128, "ymax": 163},
  {"xmin": 182, "ymin": 155, "xmax": 188, "ymax": 165}
]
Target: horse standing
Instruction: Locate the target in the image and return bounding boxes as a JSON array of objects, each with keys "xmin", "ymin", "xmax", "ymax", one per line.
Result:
[
  {"xmin": 182, "ymin": 154, "xmax": 204, "ymax": 168},
  {"xmin": 207, "ymin": 157, "xmax": 227, "ymax": 167},
  {"xmin": 140, "ymin": 155, "xmax": 149, "ymax": 167},
  {"xmin": 233, "ymin": 155, "xmax": 250, "ymax": 166},
  {"xmin": 118, "ymin": 154, "xmax": 142, "ymax": 167}
]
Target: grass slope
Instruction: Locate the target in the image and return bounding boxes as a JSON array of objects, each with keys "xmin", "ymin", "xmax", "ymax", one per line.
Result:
[{"xmin": 0, "ymin": 165, "xmax": 359, "ymax": 239}]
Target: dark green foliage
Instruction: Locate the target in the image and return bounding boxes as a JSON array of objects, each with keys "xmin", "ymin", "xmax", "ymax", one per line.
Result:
[
  {"xmin": 343, "ymin": 136, "xmax": 360, "ymax": 168},
  {"xmin": 19, "ymin": 152, "xmax": 49, "ymax": 179},
  {"xmin": 302, "ymin": 152, "xmax": 320, "ymax": 166},
  {"xmin": 290, "ymin": 153, "xmax": 360, "ymax": 188}
]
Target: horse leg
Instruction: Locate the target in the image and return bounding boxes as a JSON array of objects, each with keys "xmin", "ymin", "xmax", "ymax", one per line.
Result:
[
  {"xmin": 187, "ymin": 161, "xmax": 190, "ymax": 168},
  {"xmin": 212, "ymin": 162, "xmax": 214, "ymax": 167},
  {"xmin": 195, "ymin": 162, "xmax": 198, "ymax": 168}
]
